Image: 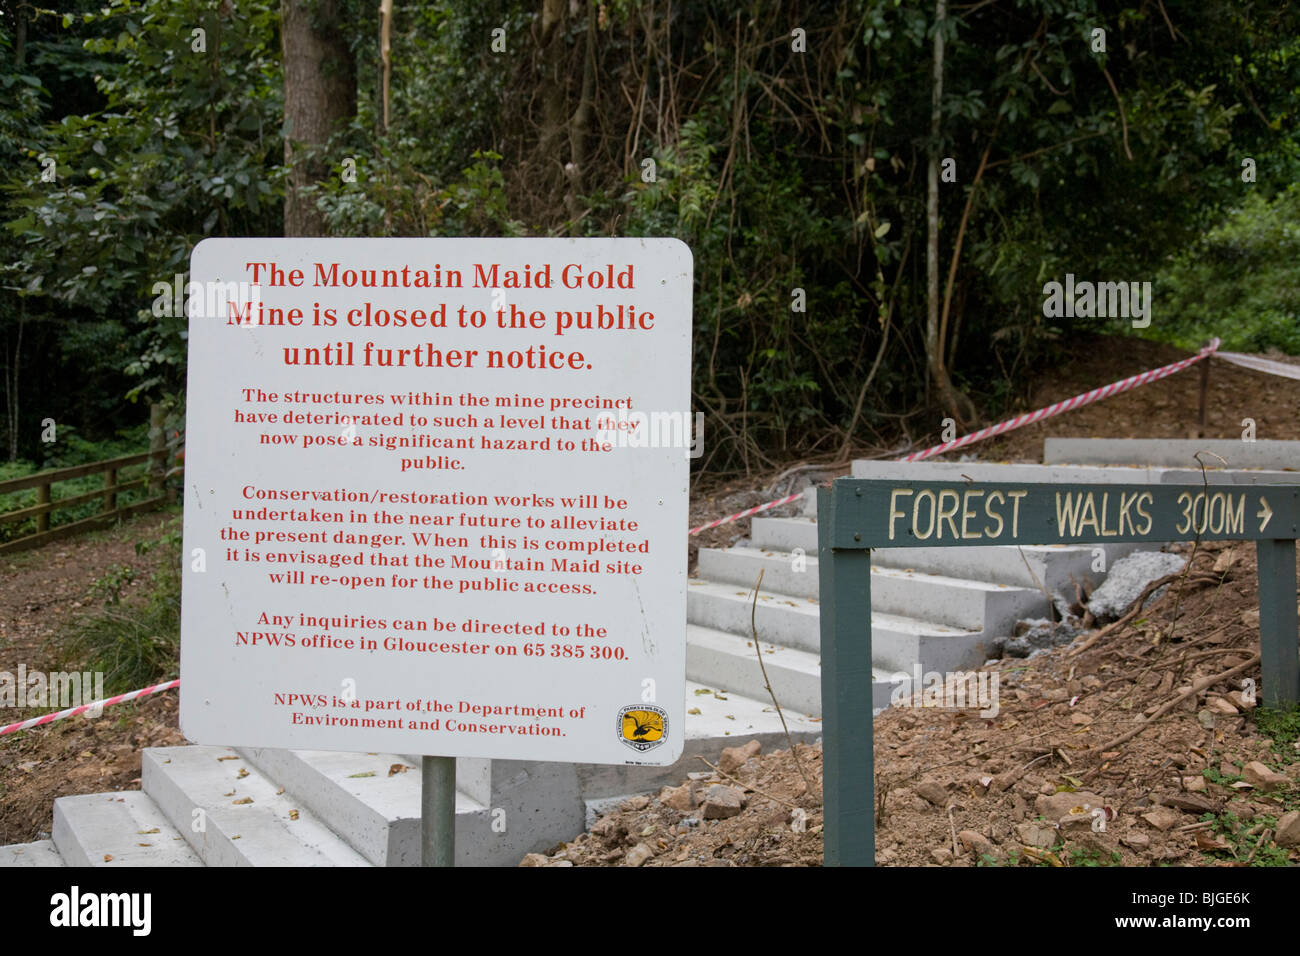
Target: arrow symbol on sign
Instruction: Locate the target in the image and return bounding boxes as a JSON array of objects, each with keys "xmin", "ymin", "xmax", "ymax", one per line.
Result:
[{"xmin": 1257, "ymin": 497, "xmax": 1273, "ymax": 533}]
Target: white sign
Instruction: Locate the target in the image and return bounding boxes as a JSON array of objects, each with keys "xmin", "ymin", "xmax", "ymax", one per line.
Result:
[{"xmin": 180, "ymin": 238, "xmax": 692, "ymax": 765}]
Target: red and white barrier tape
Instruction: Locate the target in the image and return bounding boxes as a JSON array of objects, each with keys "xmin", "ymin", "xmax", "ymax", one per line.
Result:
[
  {"xmin": 1215, "ymin": 350, "xmax": 1300, "ymax": 381},
  {"xmin": 687, "ymin": 338, "xmax": 1224, "ymax": 534},
  {"xmin": 0, "ymin": 679, "xmax": 179, "ymax": 738},
  {"xmin": 898, "ymin": 338, "xmax": 1222, "ymax": 462},
  {"xmin": 688, "ymin": 491, "xmax": 805, "ymax": 536},
  {"xmin": 0, "ymin": 341, "xmax": 1241, "ymax": 732}
]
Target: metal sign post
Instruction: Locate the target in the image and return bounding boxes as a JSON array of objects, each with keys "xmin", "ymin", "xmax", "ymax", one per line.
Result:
[
  {"xmin": 421, "ymin": 755, "xmax": 456, "ymax": 866},
  {"xmin": 818, "ymin": 478, "xmax": 1300, "ymax": 867}
]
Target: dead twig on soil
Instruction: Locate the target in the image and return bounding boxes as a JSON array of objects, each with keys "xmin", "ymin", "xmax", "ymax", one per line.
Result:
[
  {"xmin": 1090, "ymin": 654, "xmax": 1260, "ymax": 759},
  {"xmin": 749, "ymin": 570, "xmax": 816, "ymax": 795},
  {"xmin": 694, "ymin": 755, "xmax": 800, "ymax": 811}
]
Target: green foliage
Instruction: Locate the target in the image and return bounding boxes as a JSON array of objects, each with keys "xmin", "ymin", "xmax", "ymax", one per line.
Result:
[
  {"xmin": 4, "ymin": 0, "xmax": 1300, "ymax": 468},
  {"xmin": 1199, "ymin": 809, "xmax": 1291, "ymax": 866},
  {"xmin": 3, "ymin": 0, "xmax": 284, "ymax": 406},
  {"xmin": 1256, "ymin": 706, "xmax": 1300, "ymax": 756},
  {"xmin": 91, "ymin": 563, "xmax": 136, "ymax": 606},
  {"xmin": 1202, "ymin": 764, "xmax": 1244, "ymax": 786},
  {"xmin": 1067, "ymin": 845, "xmax": 1122, "ymax": 867},
  {"xmin": 1148, "ymin": 186, "xmax": 1300, "ymax": 354}
]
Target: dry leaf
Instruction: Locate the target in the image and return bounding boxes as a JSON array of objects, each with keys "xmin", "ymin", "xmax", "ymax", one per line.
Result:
[
  {"xmin": 1020, "ymin": 846, "xmax": 1062, "ymax": 867},
  {"xmin": 1195, "ymin": 831, "xmax": 1231, "ymax": 852},
  {"xmin": 388, "ymin": 763, "xmax": 408, "ymax": 776},
  {"xmin": 288, "ymin": 809, "xmax": 300, "ymax": 821},
  {"xmin": 232, "ymin": 797, "xmax": 254, "ymax": 805}
]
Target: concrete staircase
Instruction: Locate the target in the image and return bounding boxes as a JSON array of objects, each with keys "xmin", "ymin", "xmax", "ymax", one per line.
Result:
[{"xmin": 15, "ymin": 456, "xmax": 1288, "ymax": 867}]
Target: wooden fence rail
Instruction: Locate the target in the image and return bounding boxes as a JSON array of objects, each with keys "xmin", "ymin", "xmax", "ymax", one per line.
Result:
[{"xmin": 0, "ymin": 405, "xmax": 182, "ymax": 555}]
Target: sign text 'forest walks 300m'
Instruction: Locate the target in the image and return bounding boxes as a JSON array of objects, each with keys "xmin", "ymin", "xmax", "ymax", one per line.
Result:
[
  {"xmin": 818, "ymin": 477, "xmax": 1300, "ymax": 868},
  {"xmin": 180, "ymin": 238, "xmax": 693, "ymax": 766}
]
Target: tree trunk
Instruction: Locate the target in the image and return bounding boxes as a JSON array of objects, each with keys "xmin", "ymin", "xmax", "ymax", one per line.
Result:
[
  {"xmin": 282, "ymin": 0, "xmax": 357, "ymax": 237},
  {"xmin": 15, "ymin": 5, "xmax": 26, "ymax": 69},
  {"xmin": 925, "ymin": 0, "xmax": 976, "ymax": 430},
  {"xmin": 537, "ymin": 0, "xmax": 570, "ymax": 207},
  {"xmin": 566, "ymin": 9, "xmax": 598, "ymax": 232}
]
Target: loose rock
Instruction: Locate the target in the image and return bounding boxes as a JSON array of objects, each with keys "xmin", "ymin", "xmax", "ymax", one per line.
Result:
[
  {"xmin": 914, "ymin": 781, "xmax": 950, "ymax": 806},
  {"xmin": 718, "ymin": 739, "xmax": 762, "ymax": 774},
  {"xmin": 957, "ymin": 829, "xmax": 1000, "ymax": 861},
  {"xmin": 1035, "ymin": 790, "xmax": 1105, "ymax": 820},
  {"xmin": 1016, "ymin": 823, "xmax": 1058, "ymax": 848},
  {"xmin": 1142, "ymin": 807, "xmax": 1183, "ymax": 831},
  {"xmin": 701, "ymin": 784, "xmax": 745, "ymax": 820},
  {"xmin": 659, "ymin": 784, "xmax": 694, "ymax": 812},
  {"xmin": 624, "ymin": 843, "xmax": 655, "ymax": 867},
  {"xmin": 1242, "ymin": 761, "xmax": 1288, "ymax": 789},
  {"xmin": 1274, "ymin": 810, "xmax": 1300, "ymax": 848}
]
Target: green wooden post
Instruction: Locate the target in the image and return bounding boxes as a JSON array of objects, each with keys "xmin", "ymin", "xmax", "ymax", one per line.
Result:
[
  {"xmin": 818, "ymin": 484, "xmax": 875, "ymax": 867},
  {"xmin": 421, "ymin": 755, "xmax": 456, "ymax": 866},
  {"xmin": 1256, "ymin": 538, "xmax": 1300, "ymax": 709}
]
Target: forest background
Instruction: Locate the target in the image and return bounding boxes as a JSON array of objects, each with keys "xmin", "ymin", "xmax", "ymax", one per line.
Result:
[{"xmin": 1, "ymin": 0, "xmax": 1298, "ymax": 481}]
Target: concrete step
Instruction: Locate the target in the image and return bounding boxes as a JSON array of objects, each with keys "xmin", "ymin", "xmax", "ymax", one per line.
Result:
[
  {"xmin": 750, "ymin": 516, "xmax": 1133, "ymax": 593},
  {"xmin": 234, "ymin": 749, "xmax": 494, "ymax": 867},
  {"xmin": 687, "ymin": 578, "xmax": 984, "ymax": 673},
  {"xmin": 52, "ymin": 791, "xmax": 203, "ymax": 867},
  {"xmin": 0, "ymin": 839, "xmax": 65, "ymax": 867},
  {"xmin": 849, "ymin": 459, "xmax": 1173, "ymax": 483},
  {"xmin": 687, "ymin": 623, "xmax": 821, "ymax": 715},
  {"xmin": 1045, "ymin": 438, "xmax": 1300, "ymax": 471},
  {"xmin": 686, "ymin": 623, "xmax": 901, "ymax": 715},
  {"xmin": 870, "ymin": 541, "xmax": 1136, "ymax": 594},
  {"xmin": 751, "ymin": 515, "xmax": 821, "ymax": 554},
  {"xmin": 143, "ymin": 746, "xmax": 372, "ymax": 867},
  {"xmin": 698, "ymin": 545, "xmax": 1044, "ymax": 632}
]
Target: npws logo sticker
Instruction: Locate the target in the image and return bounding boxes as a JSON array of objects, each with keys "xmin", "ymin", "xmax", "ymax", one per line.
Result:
[{"xmin": 617, "ymin": 705, "xmax": 667, "ymax": 753}]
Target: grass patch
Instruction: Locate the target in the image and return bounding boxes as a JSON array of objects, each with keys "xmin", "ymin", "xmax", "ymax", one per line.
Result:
[
  {"xmin": 51, "ymin": 523, "xmax": 182, "ymax": 694},
  {"xmin": 1199, "ymin": 810, "xmax": 1291, "ymax": 867},
  {"xmin": 1256, "ymin": 706, "xmax": 1300, "ymax": 760}
]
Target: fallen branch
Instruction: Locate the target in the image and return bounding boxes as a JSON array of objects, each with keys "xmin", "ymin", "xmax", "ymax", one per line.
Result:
[{"xmin": 1089, "ymin": 654, "xmax": 1260, "ymax": 759}]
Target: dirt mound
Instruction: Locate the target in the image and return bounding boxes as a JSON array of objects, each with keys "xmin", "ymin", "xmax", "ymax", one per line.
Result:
[{"xmin": 530, "ymin": 538, "xmax": 1300, "ymax": 866}]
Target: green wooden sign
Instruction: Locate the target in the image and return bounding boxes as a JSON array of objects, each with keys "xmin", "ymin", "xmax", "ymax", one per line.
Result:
[{"xmin": 817, "ymin": 479, "xmax": 1300, "ymax": 868}]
